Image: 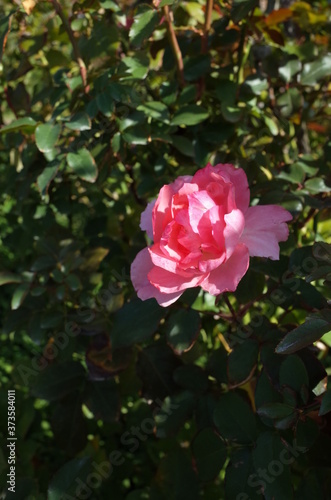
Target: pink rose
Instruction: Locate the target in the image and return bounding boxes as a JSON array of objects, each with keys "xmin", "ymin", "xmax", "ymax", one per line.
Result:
[{"xmin": 131, "ymin": 163, "xmax": 292, "ymax": 307}]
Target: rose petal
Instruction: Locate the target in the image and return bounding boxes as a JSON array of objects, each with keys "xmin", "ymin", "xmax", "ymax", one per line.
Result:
[
  {"xmin": 153, "ymin": 176, "xmax": 193, "ymax": 242},
  {"xmin": 240, "ymin": 205, "xmax": 292, "ymax": 260},
  {"xmin": 149, "ymin": 243, "xmax": 194, "ymax": 277},
  {"xmin": 131, "ymin": 248, "xmax": 183, "ymax": 306},
  {"xmin": 223, "ymin": 208, "xmax": 245, "ymax": 258},
  {"xmin": 140, "ymin": 199, "xmax": 156, "ymax": 240},
  {"xmin": 201, "ymin": 243, "xmax": 249, "ymax": 295},
  {"xmin": 148, "ymin": 265, "xmax": 204, "ymax": 293},
  {"xmin": 188, "ymin": 190, "xmax": 216, "ymax": 233},
  {"xmin": 208, "ymin": 205, "xmax": 225, "ymax": 251},
  {"xmin": 214, "ymin": 163, "xmax": 250, "ymax": 213}
]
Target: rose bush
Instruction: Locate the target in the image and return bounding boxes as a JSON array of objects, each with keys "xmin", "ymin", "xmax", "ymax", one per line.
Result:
[{"xmin": 131, "ymin": 163, "xmax": 292, "ymax": 306}]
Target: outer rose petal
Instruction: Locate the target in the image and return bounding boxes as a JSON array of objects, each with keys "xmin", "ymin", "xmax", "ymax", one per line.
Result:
[
  {"xmin": 148, "ymin": 265, "xmax": 205, "ymax": 294},
  {"xmin": 131, "ymin": 248, "xmax": 183, "ymax": 306},
  {"xmin": 201, "ymin": 243, "xmax": 249, "ymax": 296},
  {"xmin": 140, "ymin": 200, "xmax": 156, "ymax": 240},
  {"xmin": 214, "ymin": 163, "xmax": 250, "ymax": 213},
  {"xmin": 240, "ymin": 205, "xmax": 292, "ymax": 260},
  {"xmin": 223, "ymin": 209, "xmax": 245, "ymax": 258}
]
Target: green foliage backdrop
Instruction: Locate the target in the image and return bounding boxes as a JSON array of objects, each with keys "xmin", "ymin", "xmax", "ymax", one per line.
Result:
[{"xmin": 0, "ymin": 0, "xmax": 331, "ymax": 498}]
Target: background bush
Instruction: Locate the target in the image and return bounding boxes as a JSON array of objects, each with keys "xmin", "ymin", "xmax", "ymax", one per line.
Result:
[{"xmin": 0, "ymin": 0, "xmax": 331, "ymax": 498}]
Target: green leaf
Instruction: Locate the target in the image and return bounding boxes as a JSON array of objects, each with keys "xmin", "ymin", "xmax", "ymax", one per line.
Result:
[
  {"xmin": 275, "ymin": 317, "xmax": 331, "ymax": 354},
  {"xmin": 122, "ymin": 53, "xmax": 150, "ymax": 79},
  {"xmin": 65, "ymin": 274, "xmax": 82, "ymax": 291},
  {"xmin": 40, "ymin": 311, "xmax": 63, "ymax": 328},
  {"xmin": 279, "ymin": 59, "xmax": 301, "ymax": 82},
  {"xmin": 48, "ymin": 457, "xmax": 91, "ymax": 500},
  {"xmin": 0, "ymin": 272, "xmax": 22, "ymax": 286},
  {"xmin": 301, "ymin": 55, "xmax": 331, "ymax": 85},
  {"xmin": 65, "ymin": 112, "xmax": 91, "ymax": 131},
  {"xmin": 165, "ymin": 309, "xmax": 200, "ymax": 354},
  {"xmin": 264, "ymin": 115, "xmax": 279, "ymax": 136},
  {"xmin": 192, "ymin": 428, "xmax": 227, "ymax": 481},
  {"xmin": 252, "ymin": 432, "xmax": 293, "ymax": 500},
  {"xmin": 279, "ymin": 355, "xmax": 309, "ymax": 394},
  {"xmin": 11, "ymin": 283, "xmax": 30, "ymax": 310},
  {"xmin": 231, "ymin": 0, "xmax": 258, "ymax": 22},
  {"xmin": 213, "ymin": 391, "xmax": 257, "ymax": 444},
  {"xmin": 207, "ymin": 347, "xmax": 228, "ymax": 383},
  {"xmin": 84, "ymin": 380, "xmax": 120, "ymax": 422},
  {"xmin": 278, "ymin": 162, "xmax": 306, "ymax": 184},
  {"xmin": 242, "ymin": 75, "xmax": 268, "ymax": 95},
  {"xmin": 35, "ymin": 123, "xmax": 61, "ymax": 152},
  {"xmin": 225, "ymin": 449, "xmax": 260, "ymax": 500},
  {"xmin": 79, "ymin": 247, "xmax": 109, "ymax": 272},
  {"xmin": 184, "ymin": 55, "xmax": 210, "ymax": 82},
  {"xmin": 228, "ymin": 339, "xmax": 259, "ymax": 385},
  {"xmin": 235, "ymin": 268, "xmax": 265, "ymax": 304},
  {"xmin": 151, "ymin": 449, "xmax": 199, "ymax": 499},
  {"xmin": 51, "ymin": 391, "xmax": 88, "ymax": 456},
  {"xmin": 136, "ymin": 343, "xmax": 181, "ymax": 400},
  {"xmin": 137, "ymin": 101, "xmax": 169, "ymax": 122},
  {"xmin": 99, "ymin": 0, "xmax": 120, "ymax": 10},
  {"xmin": 129, "ymin": 8, "xmax": 159, "ymax": 47},
  {"xmin": 0, "ymin": 117, "xmax": 37, "ymax": 134},
  {"xmin": 31, "ymin": 361, "xmax": 86, "ymax": 401},
  {"xmin": 31, "ymin": 255, "xmax": 56, "ymax": 272},
  {"xmin": 277, "ymin": 88, "xmax": 301, "ymax": 117},
  {"xmin": 255, "ymin": 370, "xmax": 282, "ymax": 410},
  {"xmin": 296, "ymin": 471, "xmax": 325, "ymax": 500},
  {"xmin": 111, "ymin": 299, "xmax": 164, "ymax": 348},
  {"xmin": 160, "ymin": 0, "xmax": 175, "ymax": 6},
  {"xmin": 171, "ymin": 136, "xmax": 195, "ymax": 157},
  {"xmin": 155, "ymin": 390, "xmax": 196, "ymax": 437},
  {"xmin": 221, "ymin": 103, "xmax": 242, "ymax": 123},
  {"xmin": 37, "ymin": 162, "xmax": 60, "ymax": 196},
  {"xmin": 319, "ymin": 390, "xmax": 331, "ymax": 416},
  {"xmin": 122, "ymin": 124, "xmax": 150, "ymax": 145},
  {"xmin": 172, "ymin": 105, "xmax": 209, "ymax": 126},
  {"xmin": 96, "ymin": 88, "xmax": 115, "ymax": 117},
  {"xmin": 173, "ymin": 365, "xmax": 208, "ymax": 393},
  {"xmin": 304, "ymin": 177, "xmax": 331, "ymax": 193},
  {"xmin": 67, "ymin": 148, "xmax": 98, "ymax": 183},
  {"xmin": 257, "ymin": 402, "xmax": 295, "ymax": 419},
  {"xmin": 313, "ymin": 242, "xmax": 331, "ymax": 264}
]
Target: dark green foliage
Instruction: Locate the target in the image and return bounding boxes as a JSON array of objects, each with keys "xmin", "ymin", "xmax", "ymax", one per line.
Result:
[{"xmin": 0, "ymin": 0, "xmax": 330, "ymax": 498}]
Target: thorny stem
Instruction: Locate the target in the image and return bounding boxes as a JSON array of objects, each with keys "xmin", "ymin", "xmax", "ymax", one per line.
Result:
[
  {"xmin": 51, "ymin": 0, "xmax": 89, "ymax": 93},
  {"xmin": 201, "ymin": 0, "xmax": 213, "ymax": 53},
  {"xmin": 163, "ymin": 5, "xmax": 185, "ymax": 87}
]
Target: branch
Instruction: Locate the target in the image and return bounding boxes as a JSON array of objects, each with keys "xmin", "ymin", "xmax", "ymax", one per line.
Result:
[
  {"xmin": 202, "ymin": 0, "xmax": 213, "ymax": 53},
  {"xmin": 223, "ymin": 294, "xmax": 238, "ymax": 323},
  {"xmin": 163, "ymin": 5, "xmax": 185, "ymax": 87},
  {"xmin": 51, "ymin": 0, "xmax": 89, "ymax": 93}
]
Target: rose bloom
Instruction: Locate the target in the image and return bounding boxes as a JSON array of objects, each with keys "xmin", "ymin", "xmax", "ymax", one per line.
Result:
[{"xmin": 131, "ymin": 163, "xmax": 292, "ymax": 307}]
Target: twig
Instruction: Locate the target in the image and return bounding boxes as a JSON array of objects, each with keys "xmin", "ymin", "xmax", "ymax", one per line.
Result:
[
  {"xmin": 201, "ymin": 0, "xmax": 213, "ymax": 53},
  {"xmin": 223, "ymin": 294, "xmax": 238, "ymax": 323},
  {"xmin": 163, "ymin": 5, "xmax": 185, "ymax": 87},
  {"xmin": 50, "ymin": 0, "xmax": 89, "ymax": 93},
  {"xmin": 125, "ymin": 164, "xmax": 145, "ymax": 206}
]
